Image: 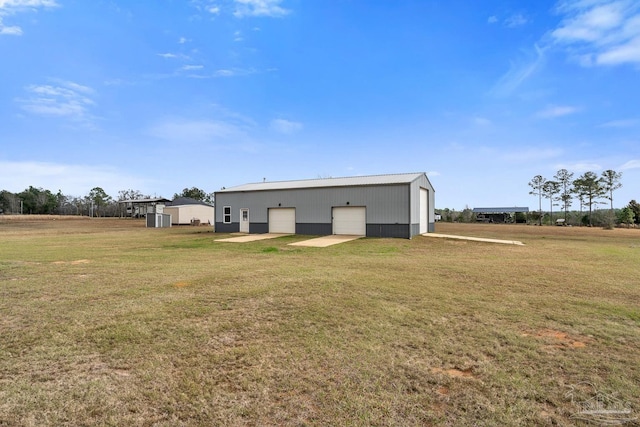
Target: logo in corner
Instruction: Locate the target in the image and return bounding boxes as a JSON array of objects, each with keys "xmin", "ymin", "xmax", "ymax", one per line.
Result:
[{"xmin": 566, "ymin": 382, "xmax": 636, "ymax": 425}]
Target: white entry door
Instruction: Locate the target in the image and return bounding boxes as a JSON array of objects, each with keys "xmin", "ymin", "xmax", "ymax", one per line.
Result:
[
  {"xmin": 240, "ymin": 208, "xmax": 249, "ymax": 233},
  {"xmin": 332, "ymin": 207, "xmax": 366, "ymax": 236}
]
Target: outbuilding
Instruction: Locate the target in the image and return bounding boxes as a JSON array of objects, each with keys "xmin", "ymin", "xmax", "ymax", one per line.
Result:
[
  {"xmin": 118, "ymin": 198, "xmax": 171, "ymax": 218},
  {"xmin": 164, "ymin": 197, "xmax": 215, "ymax": 225},
  {"xmin": 214, "ymin": 172, "xmax": 435, "ymax": 239},
  {"xmin": 472, "ymin": 207, "xmax": 529, "ymax": 223}
]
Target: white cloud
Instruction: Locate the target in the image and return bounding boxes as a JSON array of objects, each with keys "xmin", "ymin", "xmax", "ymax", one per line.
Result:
[
  {"xmin": 0, "ymin": 160, "xmax": 151, "ymax": 196},
  {"xmin": 553, "ymin": 1, "xmax": 627, "ymax": 42},
  {"xmin": 233, "ymin": 0, "xmax": 290, "ymax": 18},
  {"xmin": 61, "ymin": 80, "xmax": 93, "ymax": 94},
  {"xmin": 556, "ymin": 161, "xmax": 602, "ymax": 172},
  {"xmin": 0, "ymin": 18, "xmax": 21, "ymax": 34},
  {"xmin": 207, "ymin": 5, "xmax": 220, "ymax": 15},
  {"xmin": 536, "ymin": 104, "xmax": 581, "ymax": 118},
  {"xmin": 214, "ymin": 68, "xmax": 257, "ymax": 77},
  {"xmin": 157, "ymin": 52, "xmax": 191, "ymax": 63},
  {"xmin": 178, "ymin": 36, "xmax": 188, "ymax": 44},
  {"xmin": 486, "ymin": 13, "xmax": 529, "ymax": 28},
  {"xmin": 505, "ymin": 13, "xmax": 528, "ymax": 28},
  {"xmin": 552, "ymin": 0, "xmax": 640, "ymax": 66},
  {"xmin": 181, "ymin": 64, "xmax": 204, "ymax": 71},
  {"xmin": 0, "ymin": 0, "xmax": 58, "ymax": 36},
  {"xmin": 619, "ymin": 159, "xmax": 640, "ymax": 169},
  {"xmin": 502, "ymin": 148, "xmax": 564, "ymax": 163},
  {"xmin": 599, "ymin": 118, "xmax": 639, "ymax": 127},
  {"xmin": 175, "ymin": 67, "xmax": 262, "ymax": 79},
  {"xmin": 17, "ymin": 80, "xmax": 96, "ymax": 122},
  {"xmin": 0, "ymin": 0, "xmax": 58, "ymax": 6},
  {"xmin": 490, "ymin": 44, "xmax": 546, "ymax": 97},
  {"xmin": 270, "ymin": 118, "xmax": 302, "ymax": 134},
  {"xmin": 215, "ymin": 69, "xmax": 235, "ymax": 77},
  {"xmin": 493, "ymin": 1, "xmax": 640, "ymax": 101},
  {"xmin": 597, "ymin": 34, "xmax": 640, "ymax": 64},
  {"xmin": 148, "ymin": 118, "xmax": 244, "ymax": 142},
  {"xmin": 473, "ymin": 116, "xmax": 492, "ymax": 126},
  {"xmin": 0, "ymin": 0, "xmax": 58, "ymax": 10}
]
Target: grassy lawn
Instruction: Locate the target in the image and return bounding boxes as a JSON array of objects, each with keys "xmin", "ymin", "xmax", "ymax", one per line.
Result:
[{"xmin": 1, "ymin": 217, "xmax": 639, "ymax": 426}]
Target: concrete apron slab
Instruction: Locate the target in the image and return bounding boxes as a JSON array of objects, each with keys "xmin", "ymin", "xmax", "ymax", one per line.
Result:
[
  {"xmin": 422, "ymin": 233, "xmax": 524, "ymax": 246},
  {"xmin": 289, "ymin": 235, "xmax": 363, "ymax": 248},
  {"xmin": 215, "ymin": 233, "xmax": 290, "ymax": 243}
]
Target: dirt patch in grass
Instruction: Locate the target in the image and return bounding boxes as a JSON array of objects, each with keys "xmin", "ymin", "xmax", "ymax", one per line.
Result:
[
  {"xmin": 52, "ymin": 259, "xmax": 91, "ymax": 265},
  {"xmin": 431, "ymin": 367, "xmax": 476, "ymax": 379},
  {"xmin": 522, "ymin": 329, "xmax": 590, "ymax": 350}
]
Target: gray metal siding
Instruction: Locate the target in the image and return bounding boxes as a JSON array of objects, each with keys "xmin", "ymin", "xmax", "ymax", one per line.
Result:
[
  {"xmin": 250, "ymin": 223, "xmax": 268, "ymax": 234},
  {"xmin": 296, "ymin": 223, "xmax": 332, "ymax": 235},
  {"xmin": 215, "ymin": 184, "xmax": 411, "ymax": 225},
  {"xmin": 215, "ymin": 222, "xmax": 238, "ymax": 233},
  {"xmin": 367, "ymin": 224, "xmax": 410, "ymax": 238}
]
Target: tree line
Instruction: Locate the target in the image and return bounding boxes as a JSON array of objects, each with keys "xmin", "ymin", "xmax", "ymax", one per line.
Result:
[
  {"xmin": 437, "ymin": 168, "xmax": 637, "ymax": 227},
  {"xmin": 528, "ymin": 168, "xmax": 637, "ymax": 227},
  {"xmin": 0, "ymin": 186, "xmax": 214, "ymax": 217}
]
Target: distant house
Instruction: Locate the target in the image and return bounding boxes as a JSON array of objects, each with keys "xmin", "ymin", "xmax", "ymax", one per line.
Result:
[
  {"xmin": 164, "ymin": 197, "xmax": 215, "ymax": 225},
  {"xmin": 214, "ymin": 172, "xmax": 435, "ymax": 239}
]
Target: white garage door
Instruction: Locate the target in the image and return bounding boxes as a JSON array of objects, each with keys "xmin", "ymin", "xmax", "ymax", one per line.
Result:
[
  {"xmin": 420, "ymin": 188, "xmax": 428, "ymax": 234},
  {"xmin": 268, "ymin": 208, "xmax": 296, "ymax": 233},
  {"xmin": 333, "ymin": 207, "xmax": 366, "ymax": 236}
]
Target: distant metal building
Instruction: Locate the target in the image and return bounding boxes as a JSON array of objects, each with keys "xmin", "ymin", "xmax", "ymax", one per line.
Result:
[
  {"xmin": 118, "ymin": 198, "xmax": 171, "ymax": 218},
  {"xmin": 214, "ymin": 173, "xmax": 435, "ymax": 239},
  {"xmin": 472, "ymin": 207, "xmax": 529, "ymax": 223}
]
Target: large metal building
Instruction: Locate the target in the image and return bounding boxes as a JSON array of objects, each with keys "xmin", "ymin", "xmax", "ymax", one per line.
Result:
[{"xmin": 214, "ymin": 172, "xmax": 435, "ymax": 239}]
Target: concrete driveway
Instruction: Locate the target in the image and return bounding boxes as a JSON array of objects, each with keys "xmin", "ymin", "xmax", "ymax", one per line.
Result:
[
  {"xmin": 288, "ymin": 235, "xmax": 363, "ymax": 247},
  {"xmin": 215, "ymin": 233, "xmax": 290, "ymax": 243},
  {"xmin": 422, "ymin": 233, "xmax": 524, "ymax": 246}
]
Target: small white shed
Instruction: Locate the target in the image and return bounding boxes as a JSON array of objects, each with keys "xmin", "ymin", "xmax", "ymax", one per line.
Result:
[{"xmin": 164, "ymin": 197, "xmax": 215, "ymax": 225}]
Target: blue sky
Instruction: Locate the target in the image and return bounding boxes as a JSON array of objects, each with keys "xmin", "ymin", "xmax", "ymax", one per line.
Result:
[{"xmin": 1, "ymin": 0, "xmax": 639, "ymax": 210}]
